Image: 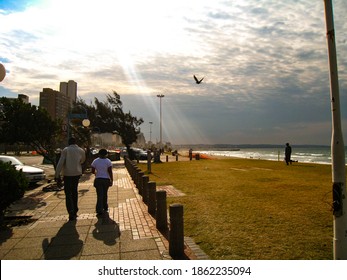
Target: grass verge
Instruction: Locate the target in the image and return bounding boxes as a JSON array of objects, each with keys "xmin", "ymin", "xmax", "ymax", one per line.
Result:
[{"xmin": 138, "ymin": 158, "xmax": 337, "ymax": 259}]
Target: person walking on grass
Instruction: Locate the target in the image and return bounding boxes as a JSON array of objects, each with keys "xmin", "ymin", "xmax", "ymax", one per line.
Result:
[
  {"xmin": 55, "ymin": 137, "xmax": 86, "ymax": 221},
  {"xmin": 91, "ymin": 149, "xmax": 113, "ymax": 217},
  {"xmin": 285, "ymin": 142, "xmax": 292, "ymax": 165}
]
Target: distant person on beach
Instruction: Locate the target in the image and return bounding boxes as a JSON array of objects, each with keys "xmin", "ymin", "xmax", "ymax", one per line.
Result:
[
  {"xmin": 285, "ymin": 143, "xmax": 292, "ymax": 165},
  {"xmin": 55, "ymin": 137, "xmax": 86, "ymax": 221},
  {"xmin": 189, "ymin": 148, "xmax": 193, "ymax": 161},
  {"xmin": 91, "ymin": 148, "xmax": 113, "ymax": 217}
]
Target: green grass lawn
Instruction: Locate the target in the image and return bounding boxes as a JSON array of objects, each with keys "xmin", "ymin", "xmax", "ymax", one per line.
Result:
[{"xmin": 138, "ymin": 158, "xmax": 337, "ymax": 259}]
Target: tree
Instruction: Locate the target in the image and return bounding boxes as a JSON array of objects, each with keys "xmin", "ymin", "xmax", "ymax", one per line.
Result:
[
  {"xmin": 0, "ymin": 161, "xmax": 28, "ymax": 225},
  {"xmin": 0, "ymin": 97, "xmax": 62, "ymax": 168},
  {"xmin": 75, "ymin": 91, "xmax": 143, "ymax": 159}
]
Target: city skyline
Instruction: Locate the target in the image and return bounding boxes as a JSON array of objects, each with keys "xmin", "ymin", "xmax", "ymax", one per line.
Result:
[{"xmin": 1, "ymin": 0, "xmax": 347, "ymax": 145}]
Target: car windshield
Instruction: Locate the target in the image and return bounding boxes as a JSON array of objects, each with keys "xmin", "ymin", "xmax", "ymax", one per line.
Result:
[{"xmin": 0, "ymin": 157, "xmax": 24, "ymax": 166}]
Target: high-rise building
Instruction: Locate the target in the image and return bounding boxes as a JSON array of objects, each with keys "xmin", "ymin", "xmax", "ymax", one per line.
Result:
[
  {"xmin": 39, "ymin": 88, "xmax": 70, "ymax": 120},
  {"xmin": 40, "ymin": 80, "xmax": 77, "ymax": 122},
  {"xmin": 59, "ymin": 82, "xmax": 68, "ymax": 95},
  {"xmin": 60, "ymin": 80, "xmax": 77, "ymax": 105},
  {"xmin": 18, "ymin": 94, "xmax": 29, "ymax": 104},
  {"xmin": 67, "ymin": 80, "xmax": 77, "ymax": 103}
]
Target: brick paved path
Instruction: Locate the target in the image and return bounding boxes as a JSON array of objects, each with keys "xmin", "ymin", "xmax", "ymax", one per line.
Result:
[{"xmin": 0, "ymin": 162, "xmax": 170, "ymax": 260}]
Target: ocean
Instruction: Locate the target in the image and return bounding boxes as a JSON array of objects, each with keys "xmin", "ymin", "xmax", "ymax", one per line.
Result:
[{"xmin": 175, "ymin": 144, "xmax": 347, "ymax": 165}]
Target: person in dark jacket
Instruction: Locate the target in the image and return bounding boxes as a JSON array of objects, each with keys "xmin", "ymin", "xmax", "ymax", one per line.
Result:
[{"xmin": 285, "ymin": 143, "xmax": 292, "ymax": 165}]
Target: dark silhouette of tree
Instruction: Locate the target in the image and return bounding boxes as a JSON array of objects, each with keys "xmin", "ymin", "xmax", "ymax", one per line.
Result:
[
  {"xmin": 0, "ymin": 97, "xmax": 62, "ymax": 167},
  {"xmin": 75, "ymin": 91, "xmax": 143, "ymax": 159}
]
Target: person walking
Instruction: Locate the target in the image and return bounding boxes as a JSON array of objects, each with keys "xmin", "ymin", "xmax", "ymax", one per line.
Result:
[
  {"xmin": 91, "ymin": 149, "xmax": 113, "ymax": 216},
  {"xmin": 55, "ymin": 137, "xmax": 86, "ymax": 221},
  {"xmin": 285, "ymin": 142, "xmax": 292, "ymax": 165}
]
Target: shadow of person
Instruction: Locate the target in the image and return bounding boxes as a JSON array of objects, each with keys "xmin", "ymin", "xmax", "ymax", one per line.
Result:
[
  {"xmin": 92, "ymin": 212, "xmax": 120, "ymax": 246},
  {"xmin": 42, "ymin": 220, "xmax": 83, "ymax": 259},
  {"xmin": 0, "ymin": 226, "xmax": 13, "ymax": 246}
]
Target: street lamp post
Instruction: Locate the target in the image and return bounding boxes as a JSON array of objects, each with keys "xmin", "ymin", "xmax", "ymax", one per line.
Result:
[
  {"xmin": 149, "ymin": 121, "xmax": 153, "ymax": 143},
  {"xmin": 67, "ymin": 106, "xmax": 89, "ymax": 141},
  {"xmin": 157, "ymin": 94, "xmax": 165, "ymax": 146},
  {"xmin": 323, "ymin": 0, "xmax": 347, "ymax": 260}
]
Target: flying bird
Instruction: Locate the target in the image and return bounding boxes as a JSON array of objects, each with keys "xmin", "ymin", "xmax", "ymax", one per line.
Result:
[{"xmin": 193, "ymin": 75, "xmax": 204, "ymax": 84}]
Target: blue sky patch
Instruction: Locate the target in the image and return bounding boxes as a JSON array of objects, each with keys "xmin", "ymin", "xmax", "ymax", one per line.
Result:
[{"xmin": 0, "ymin": 0, "xmax": 32, "ymax": 12}]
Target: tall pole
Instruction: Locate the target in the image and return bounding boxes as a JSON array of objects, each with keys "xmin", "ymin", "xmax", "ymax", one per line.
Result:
[
  {"xmin": 157, "ymin": 94, "xmax": 165, "ymax": 146},
  {"xmin": 149, "ymin": 121, "xmax": 153, "ymax": 143},
  {"xmin": 323, "ymin": 0, "xmax": 347, "ymax": 260}
]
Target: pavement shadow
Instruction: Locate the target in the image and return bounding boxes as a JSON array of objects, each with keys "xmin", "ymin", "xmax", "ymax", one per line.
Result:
[
  {"xmin": 42, "ymin": 220, "xmax": 83, "ymax": 260},
  {"xmin": 0, "ymin": 226, "xmax": 13, "ymax": 245},
  {"xmin": 5, "ymin": 192, "xmax": 47, "ymax": 216},
  {"xmin": 79, "ymin": 173, "xmax": 93, "ymax": 183},
  {"xmin": 92, "ymin": 213, "xmax": 120, "ymax": 246}
]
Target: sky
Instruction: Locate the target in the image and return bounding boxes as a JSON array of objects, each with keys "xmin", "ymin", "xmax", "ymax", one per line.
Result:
[{"xmin": 1, "ymin": 0, "xmax": 347, "ymax": 145}]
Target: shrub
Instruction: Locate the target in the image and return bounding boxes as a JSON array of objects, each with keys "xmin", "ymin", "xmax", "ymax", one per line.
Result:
[{"xmin": 0, "ymin": 161, "xmax": 28, "ymax": 225}]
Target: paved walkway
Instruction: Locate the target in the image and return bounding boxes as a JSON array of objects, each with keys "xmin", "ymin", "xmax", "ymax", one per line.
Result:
[{"xmin": 0, "ymin": 162, "xmax": 172, "ymax": 260}]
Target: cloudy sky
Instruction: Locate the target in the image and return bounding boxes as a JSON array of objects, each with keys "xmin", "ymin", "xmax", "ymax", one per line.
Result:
[{"xmin": 1, "ymin": 0, "xmax": 347, "ymax": 145}]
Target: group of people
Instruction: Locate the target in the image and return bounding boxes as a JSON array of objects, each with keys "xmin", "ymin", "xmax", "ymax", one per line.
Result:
[{"xmin": 55, "ymin": 138, "xmax": 113, "ymax": 221}]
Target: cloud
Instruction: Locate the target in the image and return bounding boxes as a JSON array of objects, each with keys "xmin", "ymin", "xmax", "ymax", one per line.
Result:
[{"xmin": 0, "ymin": 0, "xmax": 347, "ymax": 145}]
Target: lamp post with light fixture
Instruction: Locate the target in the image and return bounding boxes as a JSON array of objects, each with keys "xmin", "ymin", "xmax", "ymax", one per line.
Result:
[
  {"xmin": 157, "ymin": 94, "xmax": 165, "ymax": 146},
  {"xmin": 67, "ymin": 106, "xmax": 90, "ymax": 141}
]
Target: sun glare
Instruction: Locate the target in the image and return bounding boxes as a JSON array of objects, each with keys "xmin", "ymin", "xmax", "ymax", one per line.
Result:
[{"xmin": 36, "ymin": 0, "xmax": 200, "ymax": 96}]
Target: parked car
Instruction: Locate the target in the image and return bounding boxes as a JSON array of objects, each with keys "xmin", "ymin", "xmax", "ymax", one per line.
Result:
[
  {"xmin": 107, "ymin": 150, "xmax": 121, "ymax": 161},
  {"xmin": 132, "ymin": 148, "xmax": 152, "ymax": 160},
  {"xmin": 118, "ymin": 147, "xmax": 152, "ymax": 160},
  {"xmin": 119, "ymin": 147, "xmax": 128, "ymax": 158},
  {"xmin": 0, "ymin": 155, "xmax": 46, "ymax": 184},
  {"xmin": 89, "ymin": 148, "xmax": 121, "ymax": 161},
  {"xmin": 138, "ymin": 149, "xmax": 151, "ymax": 160}
]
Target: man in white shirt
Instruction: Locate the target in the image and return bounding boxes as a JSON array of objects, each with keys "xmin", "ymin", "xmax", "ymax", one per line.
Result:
[{"xmin": 55, "ymin": 137, "xmax": 86, "ymax": 221}]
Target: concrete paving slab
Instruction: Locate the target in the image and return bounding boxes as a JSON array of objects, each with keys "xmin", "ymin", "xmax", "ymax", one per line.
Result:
[{"xmin": 1, "ymin": 160, "xmax": 207, "ymax": 260}]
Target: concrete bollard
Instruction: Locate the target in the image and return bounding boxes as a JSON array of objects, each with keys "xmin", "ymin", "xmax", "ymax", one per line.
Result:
[
  {"xmin": 132, "ymin": 164, "xmax": 137, "ymax": 178},
  {"xmin": 142, "ymin": 175, "xmax": 149, "ymax": 201},
  {"xmin": 169, "ymin": 203, "xmax": 184, "ymax": 259},
  {"xmin": 137, "ymin": 171, "xmax": 144, "ymax": 194},
  {"xmin": 148, "ymin": 181, "xmax": 156, "ymax": 216},
  {"xmin": 135, "ymin": 168, "xmax": 142, "ymax": 188},
  {"xmin": 156, "ymin": 190, "xmax": 168, "ymax": 230},
  {"xmin": 130, "ymin": 163, "xmax": 137, "ymax": 181},
  {"xmin": 147, "ymin": 151, "xmax": 152, "ymax": 173}
]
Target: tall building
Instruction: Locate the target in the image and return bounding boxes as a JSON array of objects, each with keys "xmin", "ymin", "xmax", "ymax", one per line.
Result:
[
  {"xmin": 18, "ymin": 94, "xmax": 29, "ymax": 104},
  {"xmin": 40, "ymin": 80, "xmax": 78, "ymax": 120},
  {"xmin": 60, "ymin": 80, "xmax": 77, "ymax": 105},
  {"xmin": 68, "ymin": 80, "xmax": 77, "ymax": 103},
  {"xmin": 39, "ymin": 88, "xmax": 70, "ymax": 120},
  {"xmin": 59, "ymin": 82, "xmax": 68, "ymax": 95}
]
